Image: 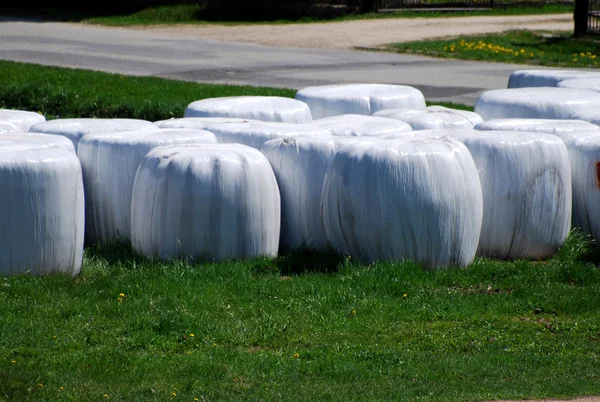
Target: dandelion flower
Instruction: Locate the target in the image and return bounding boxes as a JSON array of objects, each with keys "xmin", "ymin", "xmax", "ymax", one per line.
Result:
[
  {"xmin": 119, "ymin": 293, "xmax": 125, "ymax": 297},
  {"xmin": 189, "ymin": 334, "xmax": 195, "ymax": 337},
  {"xmin": 11, "ymin": 360, "xmax": 15, "ymax": 363},
  {"xmin": 38, "ymin": 384, "xmax": 43, "ymax": 387},
  {"xmin": 403, "ymin": 293, "xmax": 408, "ymax": 298},
  {"xmin": 104, "ymin": 394, "xmax": 109, "ymax": 398},
  {"xmin": 293, "ymin": 353, "xmax": 300, "ymax": 359}
]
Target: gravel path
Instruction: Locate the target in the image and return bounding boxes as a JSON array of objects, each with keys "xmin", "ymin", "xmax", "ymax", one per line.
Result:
[{"xmin": 129, "ymin": 14, "xmax": 573, "ymax": 49}]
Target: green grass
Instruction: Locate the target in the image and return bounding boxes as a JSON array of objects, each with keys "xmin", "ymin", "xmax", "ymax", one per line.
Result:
[
  {"xmin": 85, "ymin": 4, "xmax": 573, "ymax": 26},
  {"xmin": 0, "ymin": 61, "xmax": 470, "ymax": 121},
  {"xmin": 1, "ymin": 4, "xmax": 574, "ymax": 26},
  {"xmin": 1, "ymin": 232, "xmax": 600, "ymax": 401},
  {"xmin": 390, "ymin": 30, "xmax": 600, "ymax": 68},
  {"xmin": 0, "ymin": 61, "xmax": 296, "ymax": 121},
  {"xmin": 0, "ymin": 62, "xmax": 599, "ymax": 400}
]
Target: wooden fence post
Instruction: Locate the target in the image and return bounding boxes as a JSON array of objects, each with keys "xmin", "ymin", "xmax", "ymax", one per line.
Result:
[{"xmin": 574, "ymin": 0, "xmax": 590, "ymax": 37}]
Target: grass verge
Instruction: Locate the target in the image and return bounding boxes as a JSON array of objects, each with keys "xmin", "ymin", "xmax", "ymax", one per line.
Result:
[
  {"xmin": 1, "ymin": 4, "xmax": 574, "ymax": 26},
  {"xmin": 0, "ymin": 61, "xmax": 472, "ymax": 121},
  {"xmin": 389, "ymin": 30, "xmax": 600, "ymax": 68},
  {"xmin": 0, "ymin": 61, "xmax": 296, "ymax": 121},
  {"xmin": 1, "ymin": 231, "xmax": 599, "ymax": 401}
]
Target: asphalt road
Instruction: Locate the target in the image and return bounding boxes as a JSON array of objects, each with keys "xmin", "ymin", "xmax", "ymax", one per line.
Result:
[{"xmin": 0, "ymin": 18, "xmax": 576, "ymax": 106}]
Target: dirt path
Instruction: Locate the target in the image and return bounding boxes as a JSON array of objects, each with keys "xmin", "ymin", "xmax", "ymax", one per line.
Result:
[{"xmin": 131, "ymin": 14, "xmax": 573, "ymax": 49}]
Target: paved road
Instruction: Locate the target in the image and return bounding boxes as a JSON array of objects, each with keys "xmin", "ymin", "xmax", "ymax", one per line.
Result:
[{"xmin": 0, "ymin": 18, "xmax": 580, "ymax": 106}]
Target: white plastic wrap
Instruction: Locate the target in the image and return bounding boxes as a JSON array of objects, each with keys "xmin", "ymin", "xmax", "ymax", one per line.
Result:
[
  {"xmin": 558, "ymin": 78, "xmax": 600, "ymax": 93},
  {"xmin": 184, "ymin": 96, "xmax": 312, "ymax": 123},
  {"xmin": 29, "ymin": 118, "xmax": 158, "ymax": 151},
  {"xmin": 321, "ymin": 138, "xmax": 483, "ymax": 269},
  {"xmin": 260, "ymin": 136, "xmax": 383, "ymax": 250},
  {"xmin": 155, "ymin": 117, "xmax": 258, "ymax": 129},
  {"xmin": 373, "ymin": 106, "xmax": 483, "ymax": 130},
  {"xmin": 0, "ymin": 146, "xmax": 84, "ymax": 276},
  {"xmin": 77, "ymin": 128, "xmax": 218, "ymax": 244},
  {"xmin": 0, "ymin": 121, "xmax": 22, "ymax": 135},
  {"xmin": 569, "ymin": 107, "xmax": 600, "ymax": 126},
  {"xmin": 0, "ymin": 109, "xmax": 46, "ymax": 132},
  {"xmin": 386, "ymin": 129, "xmax": 573, "ymax": 259},
  {"xmin": 309, "ymin": 114, "xmax": 413, "ymax": 136},
  {"xmin": 475, "ymin": 118, "xmax": 600, "ymax": 134},
  {"xmin": 430, "ymin": 130, "xmax": 572, "ymax": 259},
  {"xmin": 131, "ymin": 144, "xmax": 280, "ymax": 261},
  {"xmin": 295, "ymin": 84, "xmax": 426, "ymax": 119},
  {"xmin": 569, "ymin": 136, "xmax": 600, "ymax": 240},
  {"xmin": 475, "ymin": 88, "xmax": 600, "ymax": 121},
  {"xmin": 203, "ymin": 122, "xmax": 331, "ymax": 149},
  {"xmin": 508, "ymin": 69, "xmax": 600, "ymax": 88},
  {"xmin": 0, "ymin": 134, "xmax": 76, "ymax": 154}
]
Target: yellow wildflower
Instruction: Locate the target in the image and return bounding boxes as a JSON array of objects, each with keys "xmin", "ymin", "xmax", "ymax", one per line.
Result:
[
  {"xmin": 119, "ymin": 293, "xmax": 125, "ymax": 297},
  {"xmin": 293, "ymin": 353, "xmax": 300, "ymax": 359},
  {"xmin": 189, "ymin": 333, "xmax": 195, "ymax": 337}
]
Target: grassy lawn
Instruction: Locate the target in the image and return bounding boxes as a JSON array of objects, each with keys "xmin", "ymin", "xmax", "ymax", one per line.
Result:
[
  {"xmin": 0, "ymin": 60, "xmax": 470, "ymax": 120},
  {"xmin": 0, "ymin": 62, "xmax": 599, "ymax": 400},
  {"xmin": 389, "ymin": 30, "xmax": 600, "ymax": 68},
  {"xmin": 1, "ymin": 233, "xmax": 600, "ymax": 401},
  {"xmin": 0, "ymin": 61, "xmax": 296, "ymax": 121},
  {"xmin": 1, "ymin": 4, "xmax": 574, "ymax": 26}
]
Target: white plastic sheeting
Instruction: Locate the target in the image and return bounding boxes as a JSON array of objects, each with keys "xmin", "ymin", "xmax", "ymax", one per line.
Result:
[
  {"xmin": 131, "ymin": 144, "xmax": 280, "ymax": 261},
  {"xmin": 373, "ymin": 106, "xmax": 483, "ymax": 130},
  {"xmin": 0, "ymin": 146, "xmax": 84, "ymax": 275},
  {"xmin": 260, "ymin": 136, "xmax": 384, "ymax": 250},
  {"xmin": 203, "ymin": 122, "xmax": 331, "ymax": 149},
  {"xmin": 421, "ymin": 130, "xmax": 572, "ymax": 259},
  {"xmin": 508, "ymin": 69, "xmax": 600, "ymax": 88},
  {"xmin": 29, "ymin": 118, "xmax": 158, "ymax": 151},
  {"xmin": 309, "ymin": 114, "xmax": 413, "ymax": 136},
  {"xmin": 295, "ymin": 84, "xmax": 426, "ymax": 119},
  {"xmin": 475, "ymin": 118, "xmax": 600, "ymax": 135},
  {"xmin": 570, "ymin": 136, "xmax": 600, "ymax": 240},
  {"xmin": 77, "ymin": 128, "xmax": 218, "ymax": 244},
  {"xmin": 321, "ymin": 138, "xmax": 483, "ymax": 269},
  {"xmin": 558, "ymin": 78, "xmax": 600, "ymax": 93},
  {"xmin": 0, "ymin": 109, "xmax": 46, "ymax": 133},
  {"xmin": 155, "ymin": 117, "xmax": 258, "ymax": 129},
  {"xmin": 0, "ymin": 122, "xmax": 22, "ymax": 135},
  {"xmin": 184, "ymin": 96, "xmax": 312, "ymax": 123},
  {"xmin": 0, "ymin": 134, "xmax": 76, "ymax": 154},
  {"xmin": 569, "ymin": 107, "xmax": 600, "ymax": 126},
  {"xmin": 475, "ymin": 88, "xmax": 600, "ymax": 120}
]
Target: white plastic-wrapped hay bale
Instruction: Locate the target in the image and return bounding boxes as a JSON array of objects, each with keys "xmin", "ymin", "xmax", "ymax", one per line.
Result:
[
  {"xmin": 29, "ymin": 118, "xmax": 158, "ymax": 151},
  {"xmin": 131, "ymin": 144, "xmax": 280, "ymax": 261},
  {"xmin": 569, "ymin": 136, "xmax": 600, "ymax": 239},
  {"xmin": 475, "ymin": 88, "xmax": 600, "ymax": 120},
  {"xmin": 0, "ymin": 109, "xmax": 46, "ymax": 132},
  {"xmin": 309, "ymin": 114, "xmax": 413, "ymax": 137},
  {"xmin": 155, "ymin": 117, "xmax": 258, "ymax": 129},
  {"xmin": 558, "ymin": 78, "xmax": 600, "ymax": 93},
  {"xmin": 77, "ymin": 128, "xmax": 218, "ymax": 244},
  {"xmin": 0, "ymin": 121, "xmax": 22, "ymax": 135},
  {"xmin": 386, "ymin": 129, "xmax": 573, "ymax": 259},
  {"xmin": 569, "ymin": 107, "xmax": 600, "ymax": 126},
  {"xmin": 184, "ymin": 96, "xmax": 312, "ymax": 123},
  {"xmin": 0, "ymin": 134, "xmax": 76, "ymax": 154},
  {"xmin": 475, "ymin": 118, "xmax": 600, "ymax": 134},
  {"xmin": 321, "ymin": 138, "xmax": 483, "ymax": 269},
  {"xmin": 437, "ymin": 130, "xmax": 572, "ymax": 259},
  {"xmin": 373, "ymin": 106, "xmax": 483, "ymax": 130},
  {"xmin": 295, "ymin": 84, "xmax": 426, "ymax": 119},
  {"xmin": 203, "ymin": 122, "xmax": 331, "ymax": 149},
  {"xmin": 0, "ymin": 146, "xmax": 84, "ymax": 275},
  {"xmin": 260, "ymin": 136, "xmax": 385, "ymax": 250},
  {"xmin": 508, "ymin": 69, "xmax": 600, "ymax": 88}
]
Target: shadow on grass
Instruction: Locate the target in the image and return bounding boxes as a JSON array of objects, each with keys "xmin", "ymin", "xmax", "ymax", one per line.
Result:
[{"xmin": 276, "ymin": 246, "xmax": 347, "ymax": 276}]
